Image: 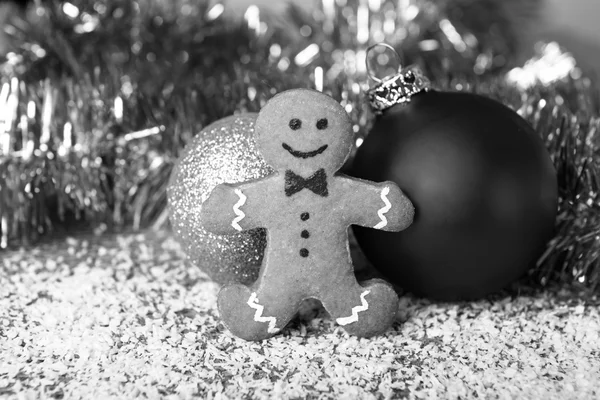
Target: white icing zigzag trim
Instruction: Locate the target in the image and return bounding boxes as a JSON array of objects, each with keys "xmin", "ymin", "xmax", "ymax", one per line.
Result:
[
  {"xmin": 231, "ymin": 188, "xmax": 247, "ymax": 232},
  {"xmin": 336, "ymin": 290, "xmax": 371, "ymax": 326},
  {"xmin": 374, "ymin": 186, "xmax": 391, "ymax": 229},
  {"xmin": 247, "ymin": 292, "xmax": 279, "ymax": 334}
]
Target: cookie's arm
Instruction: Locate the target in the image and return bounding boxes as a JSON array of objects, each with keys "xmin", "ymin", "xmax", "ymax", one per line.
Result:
[
  {"xmin": 200, "ymin": 181, "xmax": 267, "ymax": 234},
  {"xmin": 340, "ymin": 177, "xmax": 414, "ymax": 232}
]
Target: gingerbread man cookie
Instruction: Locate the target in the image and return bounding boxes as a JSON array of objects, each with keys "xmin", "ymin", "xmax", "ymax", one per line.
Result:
[{"xmin": 201, "ymin": 89, "xmax": 414, "ymax": 341}]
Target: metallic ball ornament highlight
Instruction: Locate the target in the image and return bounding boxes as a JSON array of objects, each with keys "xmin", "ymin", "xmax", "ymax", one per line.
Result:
[{"xmin": 167, "ymin": 114, "xmax": 273, "ymax": 285}]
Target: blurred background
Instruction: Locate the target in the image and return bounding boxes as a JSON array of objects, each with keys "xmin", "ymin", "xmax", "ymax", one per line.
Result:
[
  {"xmin": 527, "ymin": 0, "xmax": 600, "ymax": 76},
  {"xmin": 1, "ymin": 0, "xmax": 599, "ymax": 76},
  {"xmin": 0, "ymin": 0, "xmax": 598, "ymax": 285}
]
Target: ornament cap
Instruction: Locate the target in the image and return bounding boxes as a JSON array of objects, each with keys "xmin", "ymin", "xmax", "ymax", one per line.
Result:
[
  {"xmin": 367, "ymin": 65, "xmax": 432, "ymax": 114},
  {"xmin": 365, "ymin": 43, "xmax": 431, "ymax": 114}
]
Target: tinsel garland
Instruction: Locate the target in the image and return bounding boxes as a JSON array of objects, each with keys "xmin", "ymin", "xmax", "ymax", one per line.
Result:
[{"xmin": 0, "ymin": 0, "xmax": 598, "ymax": 289}]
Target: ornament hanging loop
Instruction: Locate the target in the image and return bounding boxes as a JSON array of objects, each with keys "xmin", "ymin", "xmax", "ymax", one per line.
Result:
[
  {"xmin": 365, "ymin": 43, "xmax": 404, "ymax": 84},
  {"xmin": 366, "ymin": 42, "xmax": 432, "ymax": 114}
]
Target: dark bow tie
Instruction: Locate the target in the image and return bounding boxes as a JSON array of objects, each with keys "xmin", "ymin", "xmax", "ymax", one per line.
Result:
[{"xmin": 284, "ymin": 169, "xmax": 329, "ymax": 197}]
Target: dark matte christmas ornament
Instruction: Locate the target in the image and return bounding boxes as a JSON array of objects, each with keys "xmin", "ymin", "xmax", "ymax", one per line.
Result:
[{"xmin": 352, "ymin": 44, "xmax": 558, "ymax": 300}]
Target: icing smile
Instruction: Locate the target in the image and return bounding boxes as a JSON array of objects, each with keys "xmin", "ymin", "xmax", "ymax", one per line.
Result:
[{"xmin": 282, "ymin": 143, "xmax": 328, "ymax": 159}]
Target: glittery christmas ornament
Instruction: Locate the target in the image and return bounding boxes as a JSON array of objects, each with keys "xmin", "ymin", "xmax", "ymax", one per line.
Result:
[
  {"xmin": 352, "ymin": 44, "xmax": 558, "ymax": 300},
  {"xmin": 168, "ymin": 115, "xmax": 273, "ymax": 285}
]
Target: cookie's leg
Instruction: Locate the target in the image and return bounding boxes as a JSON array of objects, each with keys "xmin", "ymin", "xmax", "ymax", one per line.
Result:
[
  {"xmin": 217, "ymin": 282, "xmax": 302, "ymax": 341},
  {"xmin": 320, "ymin": 274, "xmax": 399, "ymax": 338}
]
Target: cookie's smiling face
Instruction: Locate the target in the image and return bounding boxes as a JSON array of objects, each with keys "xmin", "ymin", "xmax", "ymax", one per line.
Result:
[{"xmin": 254, "ymin": 89, "xmax": 354, "ymax": 175}]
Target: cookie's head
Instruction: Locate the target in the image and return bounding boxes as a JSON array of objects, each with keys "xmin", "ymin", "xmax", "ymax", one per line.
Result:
[{"xmin": 254, "ymin": 89, "xmax": 354, "ymax": 175}]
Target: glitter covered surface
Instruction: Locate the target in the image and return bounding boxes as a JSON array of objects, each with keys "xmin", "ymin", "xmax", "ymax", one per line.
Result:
[
  {"xmin": 1, "ymin": 231, "xmax": 599, "ymax": 399},
  {"xmin": 167, "ymin": 114, "xmax": 272, "ymax": 285}
]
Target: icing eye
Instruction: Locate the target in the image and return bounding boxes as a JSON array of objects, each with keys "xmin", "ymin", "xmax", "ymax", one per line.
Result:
[
  {"xmin": 316, "ymin": 118, "xmax": 328, "ymax": 130},
  {"xmin": 289, "ymin": 118, "xmax": 302, "ymax": 130}
]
